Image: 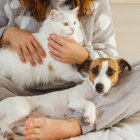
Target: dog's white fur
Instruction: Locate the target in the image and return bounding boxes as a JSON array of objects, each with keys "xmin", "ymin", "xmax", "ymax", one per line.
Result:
[
  {"xmin": 0, "ymin": 59, "xmax": 119, "ymax": 139},
  {"xmin": 93, "ymin": 61, "xmax": 112, "ymax": 93},
  {"xmin": 0, "ymin": 8, "xmax": 84, "ymax": 89}
]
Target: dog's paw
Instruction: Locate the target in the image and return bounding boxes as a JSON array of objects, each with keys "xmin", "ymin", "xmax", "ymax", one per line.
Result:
[
  {"xmin": 83, "ymin": 103, "xmax": 96, "ymax": 126},
  {"xmin": 1, "ymin": 127, "xmax": 14, "ymax": 140}
]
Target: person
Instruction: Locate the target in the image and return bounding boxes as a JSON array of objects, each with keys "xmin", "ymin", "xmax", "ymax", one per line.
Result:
[{"xmin": 0, "ymin": 0, "xmax": 140, "ymax": 140}]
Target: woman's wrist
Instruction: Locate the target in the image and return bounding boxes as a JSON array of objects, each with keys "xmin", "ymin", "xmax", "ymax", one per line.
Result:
[
  {"xmin": 78, "ymin": 49, "xmax": 90, "ymax": 64},
  {"xmin": 83, "ymin": 49, "xmax": 90, "ymax": 62},
  {"xmin": 1, "ymin": 27, "xmax": 16, "ymax": 45}
]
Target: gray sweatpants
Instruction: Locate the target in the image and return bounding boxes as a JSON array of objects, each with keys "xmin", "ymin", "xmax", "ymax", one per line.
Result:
[{"xmin": 0, "ymin": 61, "xmax": 140, "ymax": 135}]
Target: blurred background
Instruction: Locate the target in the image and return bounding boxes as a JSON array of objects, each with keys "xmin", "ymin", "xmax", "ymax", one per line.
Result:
[{"xmin": 109, "ymin": 0, "xmax": 140, "ymax": 63}]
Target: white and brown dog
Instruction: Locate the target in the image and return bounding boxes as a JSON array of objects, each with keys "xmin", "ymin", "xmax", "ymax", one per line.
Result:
[{"xmin": 0, "ymin": 58, "xmax": 131, "ymax": 140}]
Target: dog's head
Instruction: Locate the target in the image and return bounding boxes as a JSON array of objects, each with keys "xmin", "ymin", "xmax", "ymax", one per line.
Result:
[{"xmin": 80, "ymin": 58, "xmax": 131, "ymax": 94}]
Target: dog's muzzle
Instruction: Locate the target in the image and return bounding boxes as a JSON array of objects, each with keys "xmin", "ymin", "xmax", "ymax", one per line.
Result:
[{"xmin": 95, "ymin": 83, "xmax": 104, "ymax": 94}]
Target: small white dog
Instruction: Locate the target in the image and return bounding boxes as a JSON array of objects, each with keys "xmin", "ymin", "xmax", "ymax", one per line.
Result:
[
  {"xmin": 0, "ymin": 58, "xmax": 131, "ymax": 140},
  {"xmin": 0, "ymin": 8, "xmax": 84, "ymax": 89}
]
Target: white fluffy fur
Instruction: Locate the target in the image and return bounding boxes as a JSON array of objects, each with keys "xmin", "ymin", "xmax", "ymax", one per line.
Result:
[{"xmin": 0, "ymin": 8, "xmax": 84, "ymax": 89}]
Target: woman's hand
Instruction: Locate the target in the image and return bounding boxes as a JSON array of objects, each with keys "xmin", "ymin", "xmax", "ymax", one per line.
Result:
[
  {"xmin": 3, "ymin": 27, "xmax": 46, "ymax": 66},
  {"xmin": 48, "ymin": 34, "xmax": 89, "ymax": 64}
]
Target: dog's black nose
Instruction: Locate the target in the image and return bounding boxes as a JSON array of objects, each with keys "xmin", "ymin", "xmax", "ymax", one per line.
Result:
[{"xmin": 96, "ymin": 83, "xmax": 104, "ymax": 93}]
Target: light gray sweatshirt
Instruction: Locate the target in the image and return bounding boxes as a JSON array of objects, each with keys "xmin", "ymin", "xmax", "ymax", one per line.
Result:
[{"xmin": 0, "ymin": 0, "xmax": 118, "ymax": 134}]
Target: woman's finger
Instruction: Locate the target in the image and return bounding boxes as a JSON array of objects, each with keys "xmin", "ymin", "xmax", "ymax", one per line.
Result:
[
  {"xmin": 61, "ymin": 36, "xmax": 74, "ymax": 42},
  {"xmin": 32, "ymin": 37, "xmax": 46, "ymax": 58},
  {"xmin": 50, "ymin": 34, "xmax": 67, "ymax": 47},
  {"xmin": 16, "ymin": 47, "xmax": 26, "ymax": 63},
  {"xmin": 27, "ymin": 43, "xmax": 43, "ymax": 64},
  {"xmin": 48, "ymin": 44, "xmax": 62, "ymax": 57},
  {"xmin": 50, "ymin": 52, "xmax": 65, "ymax": 63},
  {"xmin": 48, "ymin": 38, "xmax": 63, "ymax": 52},
  {"xmin": 22, "ymin": 45, "xmax": 36, "ymax": 66}
]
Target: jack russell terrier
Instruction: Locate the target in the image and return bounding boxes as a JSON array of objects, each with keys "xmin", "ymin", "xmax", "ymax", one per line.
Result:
[{"xmin": 0, "ymin": 58, "xmax": 131, "ymax": 140}]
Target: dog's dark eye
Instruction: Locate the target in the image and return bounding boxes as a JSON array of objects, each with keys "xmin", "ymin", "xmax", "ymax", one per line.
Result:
[
  {"xmin": 74, "ymin": 21, "xmax": 76, "ymax": 25},
  {"xmin": 63, "ymin": 22, "xmax": 68, "ymax": 26},
  {"xmin": 92, "ymin": 66, "xmax": 99, "ymax": 75},
  {"xmin": 107, "ymin": 67, "xmax": 115, "ymax": 76}
]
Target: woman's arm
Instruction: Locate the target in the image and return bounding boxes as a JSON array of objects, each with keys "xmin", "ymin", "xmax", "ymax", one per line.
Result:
[
  {"xmin": 86, "ymin": 0, "xmax": 118, "ymax": 60},
  {"xmin": 0, "ymin": 0, "xmax": 11, "ymax": 43}
]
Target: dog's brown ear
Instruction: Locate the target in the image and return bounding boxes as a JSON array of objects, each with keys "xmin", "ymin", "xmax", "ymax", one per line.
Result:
[
  {"xmin": 117, "ymin": 58, "xmax": 132, "ymax": 73},
  {"xmin": 78, "ymin": 59, "xmax": 92, "ymax": 73}
]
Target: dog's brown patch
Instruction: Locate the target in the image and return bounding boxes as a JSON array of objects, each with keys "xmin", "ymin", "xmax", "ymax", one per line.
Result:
[
  {"xmin": 78, "ymin": 59, "xmax": 92, "ymax": 73},
  {"xmin": 108, "ymin": 59, "xmax": 119, "ymax": 84},
  {"xmin": 117, "ymin": 58, "xmax": 132, "ymax": 73},
  {"xmin": 89, "ymin": 58, "xmax": 103, "ymax": 83},
  {"xmin": 48, "ymin": 64, "xmax": 54, "ymax": 72}
]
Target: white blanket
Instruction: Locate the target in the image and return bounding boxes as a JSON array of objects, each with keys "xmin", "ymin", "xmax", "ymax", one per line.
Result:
[{"xmin": 1, "ymin": 112, "xmax": 140, "ymax": 140}]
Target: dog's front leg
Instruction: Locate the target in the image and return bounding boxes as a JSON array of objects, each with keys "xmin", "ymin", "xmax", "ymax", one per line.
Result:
[{"xmin": 68, "ymin": 97, "xmax": 96, "ymax": 126}]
